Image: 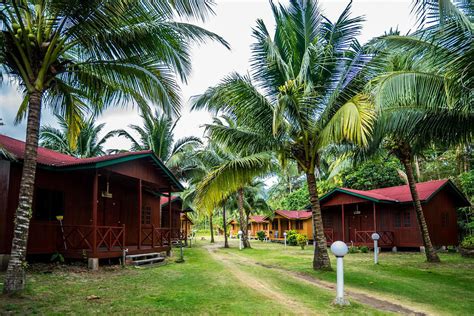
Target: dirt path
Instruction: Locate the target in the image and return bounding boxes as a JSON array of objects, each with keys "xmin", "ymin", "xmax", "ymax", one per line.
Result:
[
  {"xmin": 205, "ymin": 244, "xmax": 319, "ymax": 315},
  {"xmin": 207, "ymin": 244, "xmax": 430, "ymax": 315}
]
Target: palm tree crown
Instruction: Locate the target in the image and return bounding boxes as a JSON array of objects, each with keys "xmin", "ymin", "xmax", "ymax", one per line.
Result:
[
  {"xmin": 116, "ymin": 110, "xmax": 203, "ymax": 165},
  {"xmin": 40, "ymin": 115, "xmax": 115, "ymax": 158},
  {"xmin": 192, "ymin": 0, "xmax": 376, "ymax": 269}
]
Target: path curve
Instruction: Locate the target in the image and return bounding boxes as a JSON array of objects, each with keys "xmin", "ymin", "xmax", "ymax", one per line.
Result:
[
  {"xmin": 205, "ymin": 244, "xmax": 319, "ymax": 315},
  {"xmin": 230, "ymin": 250, "xmax": 429, "ymax": 315}
]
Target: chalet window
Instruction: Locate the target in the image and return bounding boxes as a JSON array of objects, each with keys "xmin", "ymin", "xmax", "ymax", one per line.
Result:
[
  {"xmin": 34, "ymin": 188, "xmax": 65, "ymax": 221},
  {"xmin": 394, "ymin": 210, "xmax": 411, "ymax": 228},
  {"xmin": 141, "ymin": 206, "xmax": 152, "ymax": 225},
  {"xmin": 295, "ymin": 221, "xmax": 303, "ymax": 230},
  {"xmin": 403, "ymin": 211, "xmax": 411, "ymax": 227},
  {"xmin": 272, "ymin": 220, "xmax": 278, "ymax": 230},
  {"xmin": 441, "ymin": 213, "xmax": 449, "ymax": 227},
  {"xmin": 323, "ymin": 216, "xmax": 333, "ymax": 228},
  {"xmin": 263, "ymin": 223, "xmax": 268, "ymax": 230}
]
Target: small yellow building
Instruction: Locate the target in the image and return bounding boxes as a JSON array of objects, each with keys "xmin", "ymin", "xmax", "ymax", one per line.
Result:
[{"xmin": 269, "ymin": 210, "xmax": 313, "ymax": 240}]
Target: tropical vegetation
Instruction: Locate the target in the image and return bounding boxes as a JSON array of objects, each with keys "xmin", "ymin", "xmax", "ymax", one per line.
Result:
[{"xmin": 0, "ymin": 0, "xmax": 227, "ymax": 293}]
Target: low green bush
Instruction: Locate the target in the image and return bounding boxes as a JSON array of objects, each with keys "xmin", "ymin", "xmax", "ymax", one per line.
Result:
[
  {"xmin": 296, "ymin": 234, "xmax": 308, "ymax": 249},
  {"xmin": 461, "ymin": 235, "xmax": 474, "ymax": 248},
  {"xmin": 257, "ymin": 230, "xmax": 266, "ymax": 241},
  {"xmin": 359, "ymin": 246, "xmax": 369, "ymax": 253},
  {"xmin": 286, "ymin": 230, "xmax": 298, "ymax": 246},
  {"xmin": 348, "ymin": 246, "xmax": 359, "ymax": 253}
]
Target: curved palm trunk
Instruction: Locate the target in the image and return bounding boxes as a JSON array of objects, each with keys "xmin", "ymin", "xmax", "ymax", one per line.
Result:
[
  {"xmin": 237, "ymin": 188, "xmax": 250, "ymax": 248},
  {"xmin": 210, "ymin": 214, "xmax": 215, "ymax": 243},
  {"xmin": 400, "ymin": 158, "xmax": 441, "ymax": 263},
  {"xmin": 4, "ymin": 90, "xmax": 43, "ymax": 293},
  {"xmin": 306, "ymin": 172, "xmax": 331, "ymax": 270},
  {"xmin": 223, "ymin": 205, "xmax": 229, "ymax": 248}
]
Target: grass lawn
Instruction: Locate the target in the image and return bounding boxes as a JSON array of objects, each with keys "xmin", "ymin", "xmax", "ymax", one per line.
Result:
[
  {"xmin": 1, "ymin": 238, "xmax": 472, "ymax": 315},
  {"xmin": 220, "ymin": 238, "xmax": 474, "ymax": 315},
  {"xmin": 0, "ymin": 242, "xmax": 289, "ymax": 315},
  {"xmin": 0, "ymin": 239, "xmax": 381, "ymax": 315}
]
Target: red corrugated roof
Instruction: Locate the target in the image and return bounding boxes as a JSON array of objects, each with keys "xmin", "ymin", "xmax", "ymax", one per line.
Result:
[
  {"xmin": 336, "ymin": 180, "xmax": 449, "ymax": 203},
  {"xmin": 160, "ymin": 195, "xmax": 180, "ymax": 205},
  {"xmin": 275, "ymin": 210, "xmax": 312, "ymax": 220},
  {"xmin": 0, "ymin": 134, "xmax": 153, "ymax": 167},
  {"xmin": 249, "ymin": 215, "xmax": 269, "ymax": 223}
]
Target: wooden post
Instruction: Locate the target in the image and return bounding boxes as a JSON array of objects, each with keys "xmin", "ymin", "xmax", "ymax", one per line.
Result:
[
  {"xmin": 168, "ymin": 192, "xmax": 172, "ymax": 246},
  {"xmin": 278, "ymin": 217, "xmax": 281, "ymax": 238},
  {"xmin": 341, "ymin": 204, "xmax": 345, "ymax": 242},
  {"xmin": 92, "ymin": 171, "xmax": 98, "ymax": 257},
  {"xmin": 373, "ymin": 202, "xmax": 377, "ymax": 232},
  {"xmin": 138, "ymin": 179, "xmax": 142, "ymax": 249}
]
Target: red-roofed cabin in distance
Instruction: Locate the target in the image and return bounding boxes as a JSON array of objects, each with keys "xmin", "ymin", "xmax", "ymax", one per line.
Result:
[
  {"xmin": 0, "ymin": 134, "xmax": 184, "ymax": 265},
  {"xmin": 270, "ymin": 210, "xmax": 313, "ymax": 240},
  {"xmin": 248, "ymin": 215, "xmax": 270, "ymax": 239},
  {"xmin": 159, "ymin": 195, "xmax": 194, "ymax": 244},
  {"xmin": 319, "ymin": 180, "xmax": 470, "ymax": 249}
]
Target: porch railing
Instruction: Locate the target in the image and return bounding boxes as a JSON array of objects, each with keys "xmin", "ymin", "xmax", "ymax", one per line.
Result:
[
  {"xmin": 60, "ymin": 225, "xmax": 125, "ymax": 253},
  {"xmin": 324, "ymin": 228, "xmax": 334, "ymax": 244},
  {"xmin": 141, "ymin": 226, "xmax": 173, "ymax": 248},
  {"xmin": 354, "ymin": 230, "xmax": 394, "ymax": 246}
]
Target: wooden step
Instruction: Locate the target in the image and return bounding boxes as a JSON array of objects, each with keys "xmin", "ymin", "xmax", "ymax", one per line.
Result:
[
  {"xmin": 132, "ymin": 257, "xmax": 166, "ymax": 266},
  {"xmin": 126, "ymin": 252, "xmax": 161, "ymax": 260}
]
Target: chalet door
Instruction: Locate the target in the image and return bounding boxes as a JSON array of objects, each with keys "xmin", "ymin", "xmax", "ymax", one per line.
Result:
[
  {"xmin": 99, "ymin": 198, "xmax": 121, "ymax": 226},
  {"xmin": 348, "ymin": 214, "xmax": 361, "ymax": 242}
]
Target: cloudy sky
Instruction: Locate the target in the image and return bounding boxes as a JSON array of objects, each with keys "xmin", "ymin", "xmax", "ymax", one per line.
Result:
[{"xmin": 0, "ymin": 0, "xmax": 415, "ymax": 150}]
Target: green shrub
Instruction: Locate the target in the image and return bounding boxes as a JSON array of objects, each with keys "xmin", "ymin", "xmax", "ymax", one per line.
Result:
[
  {"xmin": 348, "ymin": 246, "xmax": 359, "ymax": 253},
  {"xmin": 285, "ymin": 230, "xmax": 298, "ymax": 245},
  {"xmin": 461, "ymin": 235, "xmax": 474, "ymax": 248},
  {"xmin": 296, "ymin": 234, "xmax": 308, "ymax": 249},
  {"xmin": 257, "ymin": 230, "xmax": 266, "ymax": 241},
  {"xmin": 359, "ymin": 246, "xmax": 369, "ymax": 253}
]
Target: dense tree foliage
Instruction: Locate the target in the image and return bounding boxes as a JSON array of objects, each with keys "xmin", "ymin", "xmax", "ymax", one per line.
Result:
[{"xmin": 341, "ymin": 158, "xmax": 405, "ymax": 190}]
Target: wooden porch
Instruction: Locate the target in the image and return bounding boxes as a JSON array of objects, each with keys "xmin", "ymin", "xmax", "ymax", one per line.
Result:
[{"xmin": 32, "ymin": 223, "xmax": 184, "ymax": 259}]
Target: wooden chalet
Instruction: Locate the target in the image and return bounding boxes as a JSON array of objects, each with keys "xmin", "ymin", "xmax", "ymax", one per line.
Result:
[
  {"xmin": 228, "ymin": 219, "xmax": 240, "ymax": 238},
  {"xmin": 248, "ymin": 215, "xmax": 270, "ymax": 238},
  {"xmin": 319, "ymin": 179, "xmax": 470, "ymax": 248},
  {"xmin": 269, "ymin": 210, "xmax": 313, "ymax": 240},
  {"xmin": 0, "ymin": 134, "xmax": 185, "ymax": 261}
]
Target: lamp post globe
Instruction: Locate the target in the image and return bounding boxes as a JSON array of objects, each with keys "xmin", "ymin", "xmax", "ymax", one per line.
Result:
[
  {"xmin": 283, "ymin": 232, "xmax": 287, "ymax": 248},
  {"xmin": 371, "ymin": 233, "xmax": 380, "ymax": 241},
  {"xmin": 372, "ymin": 232, "xmax": 380, "ymax": 264},
  {"xmin": 330, "ymin": 241, "xmax": 350, "ymax": 306},
  {"xmin": 330, "ymin": 241, "xmax": 348, "ymax": 257}
]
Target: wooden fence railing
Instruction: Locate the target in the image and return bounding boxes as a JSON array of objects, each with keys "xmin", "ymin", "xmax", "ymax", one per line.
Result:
[
  {"xmin": 141, "ymin": 226, "xmax": 174, "ymax": 248},
  {"xmin": 354, "ymin": 230, "xmax": 394, "ymax": 246},
  {"xmin": 60, "ymin": 225, "xmax": 125, "ymax": 253},
  {"xmin": 324, "ymin": 228, "xmax": 334, "ymax": 244}
]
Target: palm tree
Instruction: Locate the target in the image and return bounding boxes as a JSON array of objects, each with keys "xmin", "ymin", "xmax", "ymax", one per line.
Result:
[
  {"xmin": 115, "ymin": 110, "xmax": 202, "ymax": 167},
  {"xmin": 40, "ymin": 115, "xmax": 115, "ymax": 158},
  {"xmin": 192, "ymin": 117, "xmax": 276, "ymax": 248},
  {"xmin": 365, "ymin": 0, "xmax": 473, "ymax": 262},
  {"xmin": 0, "ymin": 0, "xmax": 228, "ymax": 293},
  {"xmin": 192, "ymin": 0, "xmax": 375, "ymax": 269}
]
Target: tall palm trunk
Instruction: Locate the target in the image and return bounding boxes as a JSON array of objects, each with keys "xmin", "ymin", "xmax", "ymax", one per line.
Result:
[
  {"xmin": 210, "ymin": 214, "xmax": 215, "ymax": 243},
  {"xmin": 400, "ymin": 157, "xmax": 440, "ymax": 263},
  {"xmin": 306, "ymin": 171, "xmax": 331, "ymax": 270},
  {"xmin": 4, "ymin": 90, "xmax": 43, "ymax": 293},
  {"xmin": 223, "ymin": 205, "xmax": 229, "ymax": 248},
  {"xmin": 237, "ymin": 188, "xmax": 250, "ymax": 248}
]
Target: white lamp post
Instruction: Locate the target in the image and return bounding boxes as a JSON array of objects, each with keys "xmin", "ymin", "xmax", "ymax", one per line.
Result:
[
  {"xmin": 371, "ymin": 232, "xmax": 380, "ymax": 264},
  {"xmin": 283, "ymin": 232, "xmax": 287, "ymax": 249},
  {"xmin": 238, "ymin": 230, "xmax": 243, "ymax": 250},
  {"xmin": 330, "ymin": 241, "xmax": 350, "ymax": 306}
]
